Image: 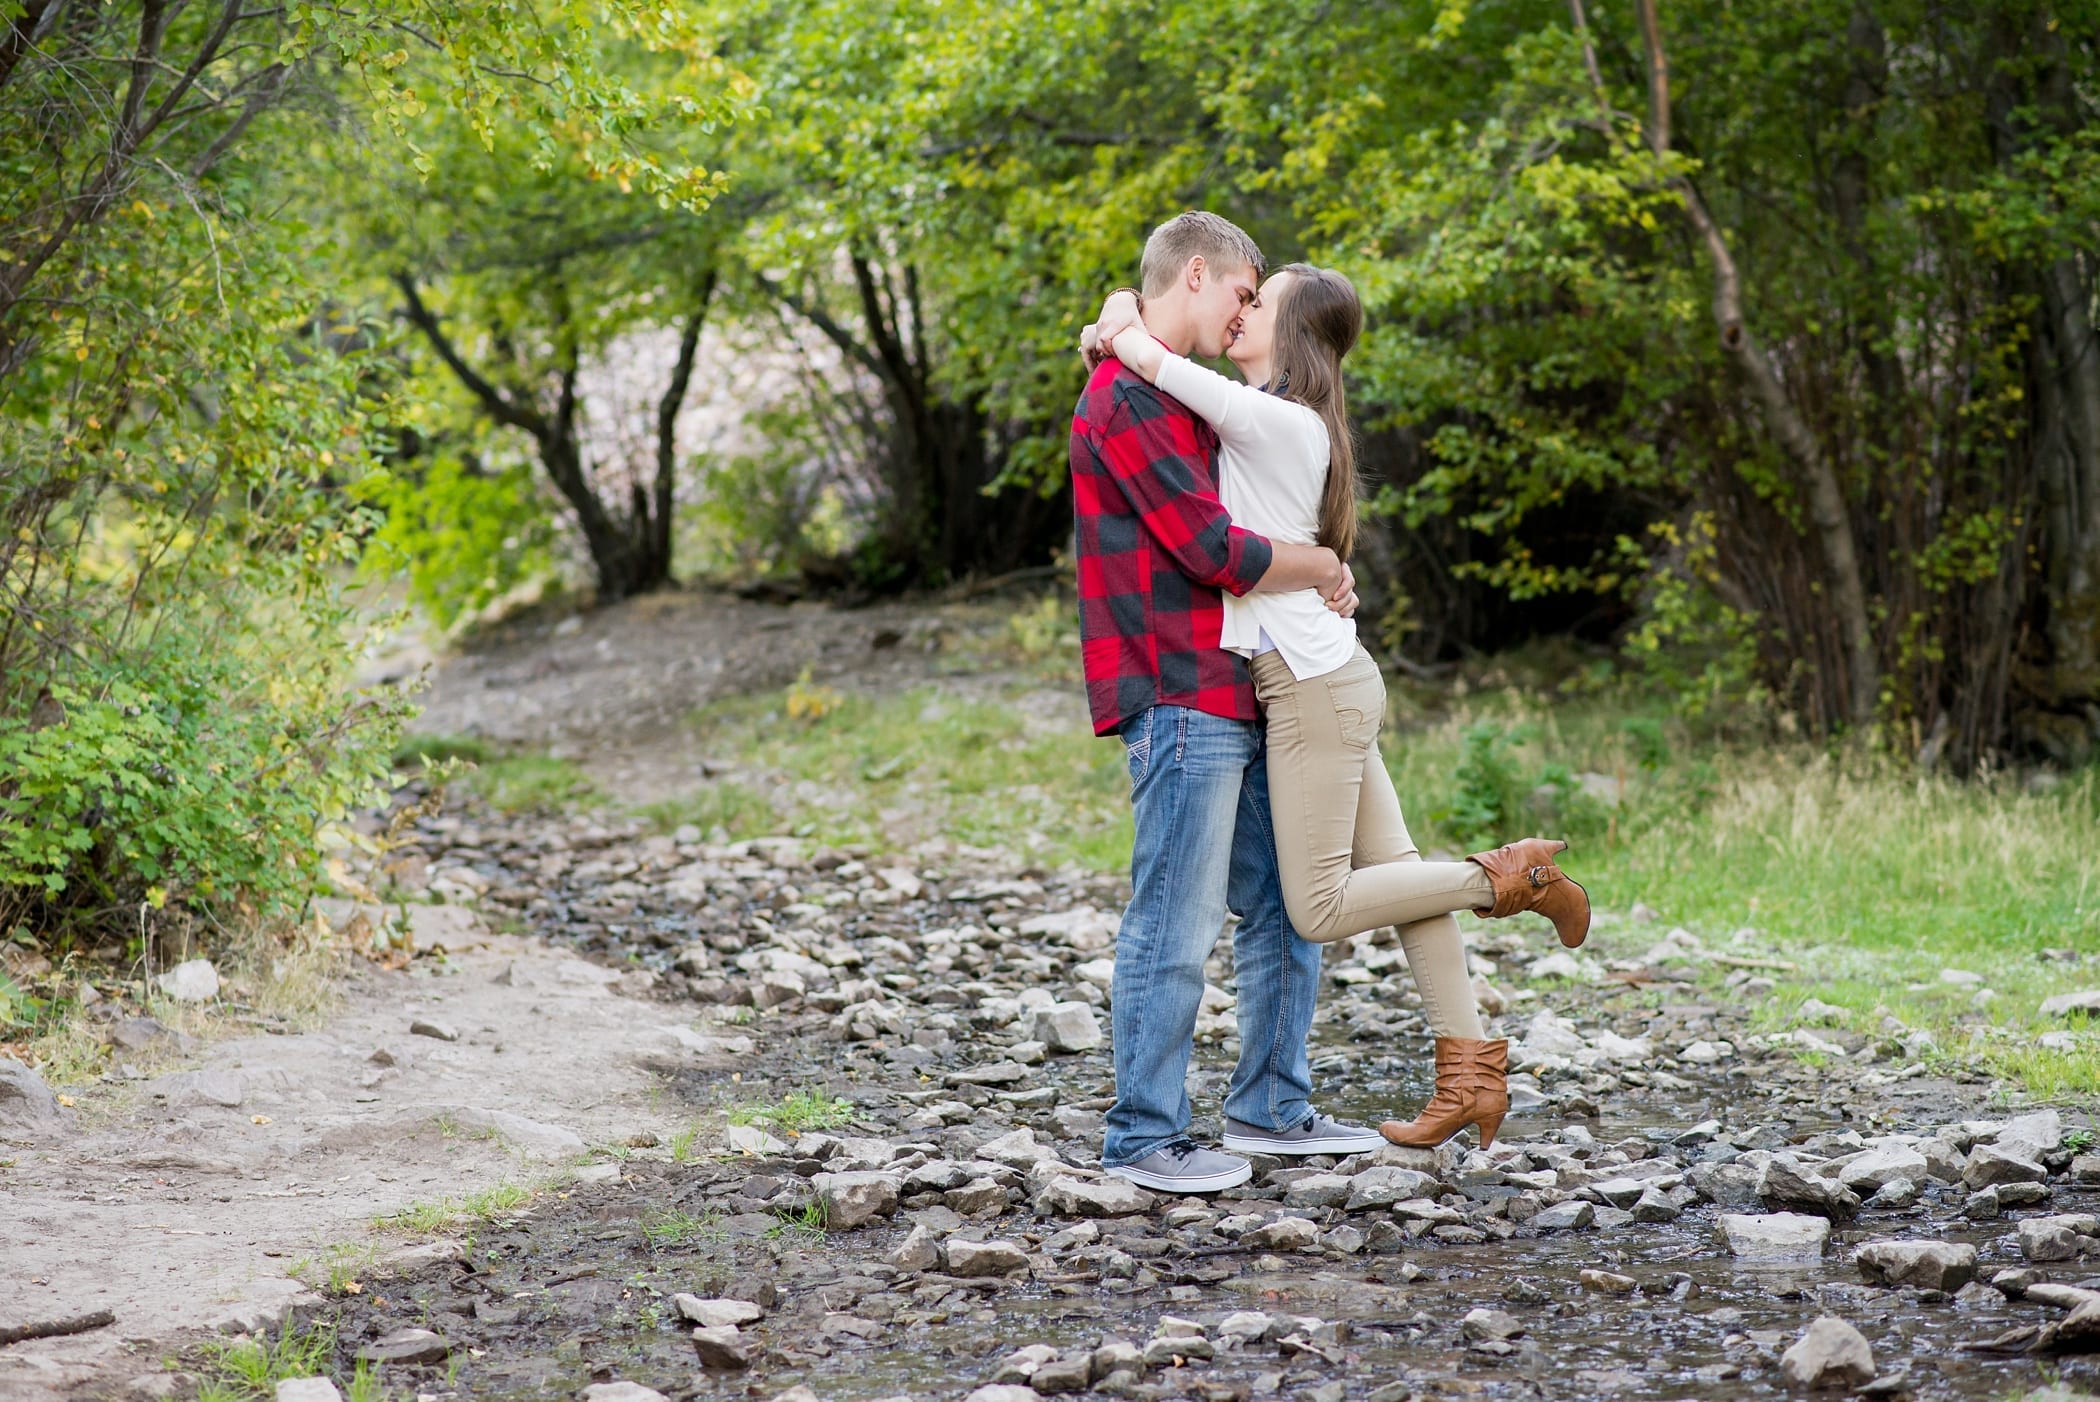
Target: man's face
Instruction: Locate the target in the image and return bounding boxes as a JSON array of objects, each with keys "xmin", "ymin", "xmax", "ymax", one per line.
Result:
[{"xmin": 1189, "ymin": 258, "xmax": 1260, "ymax": 360}]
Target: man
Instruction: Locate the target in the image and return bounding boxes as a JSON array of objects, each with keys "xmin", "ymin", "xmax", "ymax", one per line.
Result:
[{"xmin": 1071, "ymin": 211, "xmax": 1386, "ymax": 1193}]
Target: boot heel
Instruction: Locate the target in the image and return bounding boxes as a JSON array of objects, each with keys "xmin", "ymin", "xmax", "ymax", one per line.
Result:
[{"xmin": 1475, "ymin": 1112, "xmax": 1505, "ymax": 1151}]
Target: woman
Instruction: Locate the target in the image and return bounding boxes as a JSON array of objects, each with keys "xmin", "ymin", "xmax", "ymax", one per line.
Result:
[{"xmin": 1086, "ymin": 267, "xmax": 1588, "ymax": 1150}]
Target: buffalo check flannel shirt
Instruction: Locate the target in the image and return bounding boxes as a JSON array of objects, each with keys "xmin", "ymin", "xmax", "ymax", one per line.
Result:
[{"xmin": 1070, "ymin": 355, "xmax": 1275, "ymax": 737}]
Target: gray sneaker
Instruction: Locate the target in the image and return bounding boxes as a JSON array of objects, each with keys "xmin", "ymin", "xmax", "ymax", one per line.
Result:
[
  {"xmin": 1223, "ymin": 1113, "xmax": 1385, "ymax": 1156},
  {"xmin": 1104, "ymin": 1138, "xmax": 1253, "ymax": 1193}
]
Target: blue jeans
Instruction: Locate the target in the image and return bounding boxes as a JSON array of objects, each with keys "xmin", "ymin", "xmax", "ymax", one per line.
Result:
[{"xmin": 1102, "ymin": 704, "xmax": 1323, "ymax": 1167}]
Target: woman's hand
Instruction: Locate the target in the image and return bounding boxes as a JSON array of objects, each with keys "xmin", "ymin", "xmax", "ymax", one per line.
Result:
[{"xmin": 1093, "ymin": 288, "xmax": 1144, "ymax": 346}]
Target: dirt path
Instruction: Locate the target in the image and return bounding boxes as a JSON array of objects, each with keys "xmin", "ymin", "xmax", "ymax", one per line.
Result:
[{"xmin": 0, "ymin": 917, "xmax": 737, "ymax": 1400}]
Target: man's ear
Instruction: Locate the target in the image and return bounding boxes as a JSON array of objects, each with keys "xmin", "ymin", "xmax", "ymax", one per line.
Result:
[{"xmin": 1185, "ymin": 255, "xmax": 1206, "ymax": 292}]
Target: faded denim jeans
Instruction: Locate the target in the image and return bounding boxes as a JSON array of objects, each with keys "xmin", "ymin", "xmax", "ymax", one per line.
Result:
[{"xmin": 1102, "ymin": 704, "xmax": 1322, "ymax": 1167}]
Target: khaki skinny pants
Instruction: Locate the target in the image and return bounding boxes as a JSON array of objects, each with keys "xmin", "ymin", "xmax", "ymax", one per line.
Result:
[{"xmin": 1251, "ymin": 645, "xmax": 1490, "ymax": 1040}]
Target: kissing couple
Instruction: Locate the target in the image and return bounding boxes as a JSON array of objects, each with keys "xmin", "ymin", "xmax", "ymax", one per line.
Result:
[{"xmin": 1069, "ymin": 210, "xmax": 1591, "ymax": 1193}]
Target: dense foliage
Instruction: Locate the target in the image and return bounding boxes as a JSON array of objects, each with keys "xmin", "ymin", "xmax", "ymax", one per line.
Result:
[
  {"xmin": 0, "ymin": 0, "xmax": 744, "ymax": 945},
  {"xmin": 5, "ymin": 0, "xmax": 2098, "ymax": 950}
]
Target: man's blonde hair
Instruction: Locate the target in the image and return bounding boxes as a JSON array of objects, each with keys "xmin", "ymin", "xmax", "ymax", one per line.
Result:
[{"xmin": 1139, "ymin": 211, "xmax": 1264, "ymax": 298}]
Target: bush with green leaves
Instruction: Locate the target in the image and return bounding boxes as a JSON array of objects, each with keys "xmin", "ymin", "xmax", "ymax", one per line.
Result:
[{"xmin": 361, "ymin": 449, "xmax": 562, "ymax": 631}]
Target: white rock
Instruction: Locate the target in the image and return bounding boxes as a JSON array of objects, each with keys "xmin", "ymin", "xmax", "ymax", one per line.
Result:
[
  {"xmin": 1072, "ymin": 958, "xmax": 1116, "ymax": 991},
  {"xmin": 962, "ymin": 1387, "xmax": 1043, "ymax": 1402},
  {"xmin": 1527, "ymin": 952, "xmax": 1597, "ymax": 983},
  {"xmin": 1939, "ymin": 968, "xmax": 1984, "ymax": 986},
  {"xmin": 723, "ymin": 1124, "xmax": 789, "ymax": 1155},
  {"xmin": 975, "ymin": 1128, "xmax": 1059, "ymax": 1168},
  {"xmin": 579, "ymin": 1384, "xmax": 668, "ymax": 1402},
  {"xmin": 2039, "ymin": 989, "xmax": 2100, "ymax": 1018},
  {"xmin": 889, "ymin": 1222, "xmax": 942, "ymax": 1270},
  {"xmin": 1779, "ymin": 1315, "xmax": 1875, "ymax": 1389},
  {"xmin": 1589, "ymin": 1031, "xmax": 1652, "ymax": 1064},
  {"xmin": 1678, "ymin": 1039, "xmax": 1734, "ymax": 1064},
  {"xmin": 275, "ymin": 1381, "xmax": 343, "ymax": 1402},
  {"xmin": 156, "ymin": 958, "xmax": 219, "ymax": 1002},
  {"xmin": 0, "ymin": 1056, "xmax": 64, "ymax": 1134},
  {"xmin": 1029, "ymin": 1002, "xmax": 1103, "ymax": 1053},
  {"xmin": 812, "ymin": 1170, "xmax": 900, "ymax": 1229},
  {"xmin": 1717, "ymin": 1212, "xmax": 1831, "ymax": 1261},
  {"xmin": 1994, "ymin": 1109, "xmax": 2064, "ymax": 1163},
  {"xmin": 672, "ymin": 1295, "xmax": 764, "ymax": 1328},
  {"xmin": 943, "ymin": 1238, "xmax": 1031, "ymax": 1277},
  {"xmin": 1032, "ymin": 1172, "xmax": 1155, "ymax": 1218},
  {"xmin": 1838, "ymin": 1146, "xmax": 1930, "ymax": 1193}
]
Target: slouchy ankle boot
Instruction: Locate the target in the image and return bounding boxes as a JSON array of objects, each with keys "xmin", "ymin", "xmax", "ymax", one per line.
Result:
[
  {"xmin": 1467, "ymin": 837, "xmax": 1590, "ymax": 948},
  {"xmin": 1380, "ymin": 1037, "xmax": 1510, "ymax": 1150}
]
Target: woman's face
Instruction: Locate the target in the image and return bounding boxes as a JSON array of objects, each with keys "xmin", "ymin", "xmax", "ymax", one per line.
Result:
[{"xmin": 1226, "ymin": 270, "xmax": 1293, "ymax": 377}]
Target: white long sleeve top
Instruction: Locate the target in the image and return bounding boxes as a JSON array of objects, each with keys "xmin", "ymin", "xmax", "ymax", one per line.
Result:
[{"xmin": 1155, "ymin": 353, "xmax": 1358, "ymax": 681}]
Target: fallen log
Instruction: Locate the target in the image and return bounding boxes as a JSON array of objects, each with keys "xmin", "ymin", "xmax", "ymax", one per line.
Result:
[{"xmin": 0, "ymin": 1310, "xmax": 116, "ymax": 1347}]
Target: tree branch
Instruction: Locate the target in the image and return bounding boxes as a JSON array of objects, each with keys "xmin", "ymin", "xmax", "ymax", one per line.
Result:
[{"xmin": 391, "ymin": 272, "xmax": 548, "ymax": 439}]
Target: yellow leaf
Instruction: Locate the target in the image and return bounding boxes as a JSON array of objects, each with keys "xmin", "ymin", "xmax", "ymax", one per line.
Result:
[
  {"xmin": 57, "ymin": 1094, "xmax": 75, "ymax": 1107},
  {"xmin": 251, "ymin": 1114, "xmax": 272, "ymax": 1125},
  {"xmin": 75, "ymin": 346, "xmax": 88, "ymax": 361}
]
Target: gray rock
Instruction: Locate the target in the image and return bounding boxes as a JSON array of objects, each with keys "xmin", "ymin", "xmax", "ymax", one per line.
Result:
[
  {"xmin": 1630, "ymin": 1185, "xmax": 1682, "ymax": 1223},
  {"xmin": 1717, "ymin": 1212, "xmax": 1831, "ymax": 1261},
  {"xmin": 992, "ymin": 1344, "xmax": 1059, "ymax": 1383},
  {"xmin": 2038, "ymin": 989, "xmax": 2100, "ymax": 1018},
  {"xmin": 1217, "ymin": 1310, "xmax": 1277, "ymax": 1344},
  {"xmin": 1281, "ymin": 1173, "xmax": 1354, "ymax": 1209},
  {"xmin": 1461, "ymin": 1307, "xmax": 1523, "ymax": 1341},
  {"xmin": 1964, "ymin": 1144, "xmax": 2049, "ymax": 1189},
  {"xmin": 1839, "ymin": 1146, "xmax": 1929, "ymax": 1193},
  {"xmin": 1995, "ymin": 1110, "xmax": 2064, "ymax": 1163},
  {"xmin": 1779, "ymin": 1315, "xmax": 1875, "ymax": 1389},
  {"xmin": 1029, "ymin": 1355, "xmax": 1092, "ymax": 1394},
  {"xmin": 409, "ymin": 1019, "xmax": 460, "ymax": 1042},
  {"xmin": 152, "ymin": 1069, "xmax": 245, "ymax": 1109},
  {"xmin": 1758, "ymin": 1156, "xmax": 1861, "ymax": 1220},
  {"xmin": 946, "ymin": 1177, "xmax": 1011, "ymax": 1213},
  {"xmin": 1686, "ymin": 1160, "xmax": 1763, "ymax": 1209},
  {"xmin": 671, "ymin": 1295, "xmax": 763, "ymax": 1327},
  {"xmin": 1532, "ymin": 1200, "xmax": 1595, "ymax": 1231},
  {"xmin": 944, "ymin": 1060, "xmax": 1032, "ymax": 1087},
  {"xmin": 690, "ymin": 1324, "xmax": 749, "ymax": 1368},
  {"xmin": 943, "ymin": 1237, "xmax": 1031, "ymax": 1277},
  {"xmin": 0, "ymin": 1056, "xmax": 64, "ymax": 1135},
  {"xmin": 355, "ymin": 1328, "xmax": 450, "ymax": 1364},
  {"xmin": 1031, "ymin": 1173, "xmax": 1154, "ymax": 1218},
  {"xmin": 2018, "ymin": 1214, "xmax": 2100, "ymax": 1263},
  {"xmin": 813, "ymin": 1170, "xmax": 901, "ymax": 1229},
  {"xmin": 1344, "ymin": 1166, "xmax": 1438, "ymax": 1210},
  {"xmin": 889, "ymin": 1222, "xmax": 943, "ymax": 1270},
  {"xmin": 1922, "ymin": 1138, "xmax": 1967, "ymax": 1183},
  {"xmin": 1240, "ymin": 1216, "xmax": 1320, "ymax": 1250},
  {"xmin": 155, "ymin": 958, "xmax": 219, "ymax": 1002},
  {"xmin": 1029, "ymin": 1003, "xmax": 1103, "ymax": 1053},
  {"xmin": 1865, "ymin": 1178, "xmax": 1919, "ymax": 1209},
  {"xmin": 975, "ymin": 1127, "xmax": 1059, "ymax": 1168},
  {"xmin": 578, "ymin": 1385, "xmax": 668, "ymax": 1402},
  {"xmin": 275, "ymin": 1381, "xmax": 343, "ymax": 1402},
  {"xmin": 963, "ymin": 1388, "xmax": 1042, "ymax": 1402},
  {"xmin": 1855, "ymin": 1240, "xmax": 1978, "ymax": 1292}
]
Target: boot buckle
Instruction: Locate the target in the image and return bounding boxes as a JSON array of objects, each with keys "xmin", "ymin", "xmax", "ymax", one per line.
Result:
[{"xmin": 1526, "ymin": 865, "xmax": 1554, "ymax": 888}]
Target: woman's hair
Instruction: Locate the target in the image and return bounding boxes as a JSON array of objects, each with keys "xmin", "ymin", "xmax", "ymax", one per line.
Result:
[{"xmin": 1269, "ymin": 263, "xmax": 1364, "ymax": 559}]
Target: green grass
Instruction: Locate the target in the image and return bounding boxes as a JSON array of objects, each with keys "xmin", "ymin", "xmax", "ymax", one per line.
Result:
[
  {"xmin": 373, "ymin": 1181, "xmax": 536, "ymax": 1234},
  {"xmin": 768, "ymin": 1199, "xmax": 827, "ymax": 1240},
  {"xmin": 727, "ymin": 1089, "xmax": 856, "ymax": 1134},
  {"xmin": 674, "ymin": 682, "xmax": 1131, "ymax": 868},
  {"xmin": 641, "ymin": 1208, "xmax": 721, "ymax": 1248},
  {"xmin": 463, "ymin": 754, "xmax": 600, "ymax": 813},
  {"xmin": 389, "ymin": 732, "xmax": 493, "ymax": 769},
  {"xmin": 288, "ymin": 1242, "xmax": 382, "ymax": 1296},
  {"xmin": 193, "ymin": 1318, "xmax": 393, "ymax": 1402},
  {"xmin": 638, "ymin": 781, "xmax": 782, "ymax": 842}
]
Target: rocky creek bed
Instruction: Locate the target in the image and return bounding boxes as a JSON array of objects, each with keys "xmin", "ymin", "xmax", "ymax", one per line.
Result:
[{"xmin": 287, "ymin": 795, "xmax": 2100, "ymax": 1402}]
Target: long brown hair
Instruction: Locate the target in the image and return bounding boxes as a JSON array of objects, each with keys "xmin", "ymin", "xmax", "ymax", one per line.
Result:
[{"xmin": 1269, "ymin": 263, "xmax": 1364, "ymax": 559}]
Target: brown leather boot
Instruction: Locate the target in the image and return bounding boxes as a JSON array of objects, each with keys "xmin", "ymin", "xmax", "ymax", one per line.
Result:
[
  {"xmin": 1380, "ymin": 1037, "xmax": 1510, "ymax": 1150},
  {"xmin": 1467, "ymin": 837, "xmax": 1590, "ymax": 948}
]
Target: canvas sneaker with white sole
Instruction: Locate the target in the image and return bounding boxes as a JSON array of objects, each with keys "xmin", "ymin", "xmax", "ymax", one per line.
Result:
[
  {"xmin": 1103, "ymin": 1139, "xmax": 1253, "ymax": 1194},
  {"xmin": 1222, "ymin": 1113, "xmax": 1386, "ymax": 1156}
]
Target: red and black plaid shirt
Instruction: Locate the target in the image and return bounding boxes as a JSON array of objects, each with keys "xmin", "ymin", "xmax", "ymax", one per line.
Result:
[{"xmin": 1070, "ymin": 354, "xmax": 1274, "ymax": 737}]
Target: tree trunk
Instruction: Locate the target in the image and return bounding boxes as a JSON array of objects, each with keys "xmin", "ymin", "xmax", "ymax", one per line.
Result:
[
  {"xmin": 2040, "ymin": 254, "xmax": 2100, "ymax": 699},
  {"xmin": 1635, "ymin": 0, "xmax": 1880, "ymax": 727}
]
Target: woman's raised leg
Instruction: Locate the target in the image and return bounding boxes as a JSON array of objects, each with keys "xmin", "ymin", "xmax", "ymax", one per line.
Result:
[
  {"xmin": 1257, "ymin": 646, "xmax": 1495, "ymax": 945},
  {"xmin": 1350, "ymin": 746, "xmax": 1487, "ymax": 1041}
]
